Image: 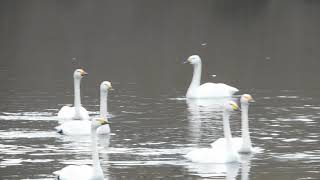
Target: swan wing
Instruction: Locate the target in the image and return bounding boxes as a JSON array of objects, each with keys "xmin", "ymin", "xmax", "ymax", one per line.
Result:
[
  {"xmin": 215, "ymin": 83, "xmax": 239, "ymax": 94},
  {"xmin": 196, "ymin": 83, "xmax": 239, "ymax": 98},
  {"xmin": 185, "ymin": 146, "xmax": 239, "ymax": 163},
  {"xmin": 58, "ymin": 106, "xmax": 74, "ymax": 119},
  {"xmin": 54, "ymin": 165, "xmax": 93, "ymax": 180},
  {"xmin": 185, "ymin": 148, "xmax": 216, "ymax": 163},
  {"xmin": 210, "ymin": 137, "xmax": 243, "ymax": 152}
]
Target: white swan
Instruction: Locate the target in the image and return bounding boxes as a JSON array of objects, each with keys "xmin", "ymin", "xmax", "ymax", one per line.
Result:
[
  {"xmin": 97, "ymin": 81, "xmax": 113, "ymax": 134},
  {"xmin": 184, "ymin": 55, "xmax": 239, "ymax": 99},
  {"xmin": 58, "ymin": 69, "xmax": 89, "ymax": 120},
  {"xmin": 56, "ymin": 81, "xmax": 113, "ymax": 135},
  {"xmin": 53, "ymin": 117, "xmax": 109, "ymax": 180},
  {"xmin": 185, "ymin": 101, "xmax": 240, "ymax": 163},
  {"xmin": 210, "ymin": 94, "xmax": 255, "ymax": 153}
]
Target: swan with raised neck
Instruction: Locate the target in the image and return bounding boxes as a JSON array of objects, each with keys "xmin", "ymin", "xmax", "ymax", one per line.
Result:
[
  {"xmin": 210, "ymin": 94, "xmax": 255, "ymax": 154},
  {"xmin": 185, "ymin": 101, "xmax": 240, "ymax": 163},
  {"xmin": 239, "ymin": 94, "xmax": 254, "ymax": 153},
  {"xmin": 73, "ymin": 69, "xmax": 88, "ymax": 119},
  {"xmin": 220, "ymin": 101, "xmax": 240, "ymax": 162},
  {"xmin": 54, "ymin": 117, "xmax": 110, "ymax": 179},
  {"xmin": 184, "ymin": 55, "xmax": 239, "ymax": 98},
  {"xmin": 99, "ymin": 81, "xmax": 113, "ymax": 118},
  {"xmin": 55, "ymin": 81, "xmax": 113, "ymax": 135},
  {"xmin": 97, "ymin": 81, "xmax": 113, "ymax": 134},
  {"xmin": 57, "ymin": 69, "xmax": 89, "ymax": 120}
]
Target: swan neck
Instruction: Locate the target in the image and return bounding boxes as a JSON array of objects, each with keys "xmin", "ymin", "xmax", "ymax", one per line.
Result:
[
  {"xmin": 187, "ymin": 63, "xmax": 202, "ymax": 96},
  {"xmin": 91, "ymin": 127, "xmax": 103, "ymax": 175},
  {"xmin": 74, "ymin": 77, "xmax": 81, "ymax": 118},
  {"xmin": 223, "ymin": 109, "xmax": 233, "ymax": 144},
  {"xmin": 241, "ymin": 103, "xmax": 252, "ymax": 149},
  {"xmin": 100, "ymin": 89, "xmax": 108, "ymax": 118}
]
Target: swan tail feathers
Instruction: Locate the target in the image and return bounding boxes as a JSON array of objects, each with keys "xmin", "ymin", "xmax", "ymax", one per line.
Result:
[
  {"xmin": 53, "ymin": 170, "xmax": 61, "ymax": 180},
  {"xmin": 230, "ymin": 87, "xmax": 239, "ymax": 94},
  {"xmin": 55, "ymin": 126, "xmax": 63, "ymax": 135}
]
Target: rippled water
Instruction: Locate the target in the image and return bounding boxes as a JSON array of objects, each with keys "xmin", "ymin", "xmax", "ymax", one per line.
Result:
[
  {"xmin": 1, "ymin": 84, "xmax": 320, "ymax": 180},
  {"xmin": 2, "ymin": 1, "xmax": 320, "ymax": 179}
]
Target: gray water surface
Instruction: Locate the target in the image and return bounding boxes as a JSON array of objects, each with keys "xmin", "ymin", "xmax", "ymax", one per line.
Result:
[
  {"xmin": 1, "ymin": 85, "xmax": 320, "ymax": 179},
  {"xmin": 1, "ymin": 1, "xmax": 320, "ymax": 179}
]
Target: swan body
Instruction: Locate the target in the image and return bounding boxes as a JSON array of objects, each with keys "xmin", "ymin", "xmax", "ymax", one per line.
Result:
[
  {"xmin": 53, "ymin": 165, "xmax": 94, "ymax": 180},
  {"xmin": 56, "ymin": 81, "xmax": 113, "ymax": 135},
  {"xmin": 210, "ymin": 94, "xmax": 255, "ymax": 153},
  {"xmin": 210, "ymin": 137, "xmax": 247, "ymax": 153},
  {"xmin": 185, "ymin": 146, "xmax": 239, "ymax": 164},
  {"xmin": 58, "ymin": 69, "xmax": 89, "ymax": 120},
  {"xmin": 190, "ymin": 83, "xmax": 239, "ymax": 99},
  {"xmin": 185, "ymin": 101, "xmax": 240, "ymax": 163},
  {"xmin": 184, "ymin": 55, "xmax": 238, "ymax": 99},
  {"xmin": 54, "ymin": 117, "xmax": 109, "ymax": 180},
  {"xmin": 58, "ymin": 106, "xmax": 89, "ymax": 120},
  {"xmin": 55, "ymin": 119, "xmax": 111, "ymax": 135}
]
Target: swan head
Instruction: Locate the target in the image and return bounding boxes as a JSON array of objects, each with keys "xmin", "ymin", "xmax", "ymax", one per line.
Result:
[
  {"xmin": 241, "ymin": 94, "xmax": 254, "ymax": 104},
  {"xmin": 224, "ymin": 101, "xmax": 239, "ymax": 111},
  {"xmin": 184, "ymin": 55, "xmax": 201, "ymax": 65},
  {"xmin": 74, "ymin": 69, "xmax": 88, "ymax": 79},
  {"xmin": 91, "ymin": 117, "xmax": 110, "ymax": 129},
  {"xmin": 100, "ymin": 81, "xmax": 113, "ymax": 91}
]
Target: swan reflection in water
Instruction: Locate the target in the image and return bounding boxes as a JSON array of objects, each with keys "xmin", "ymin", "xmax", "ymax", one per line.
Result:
[
  {"xmin": 239, "ymin": 154, "xmax": 252, "ymax": 180},
  {"xmin": 186, "ymin": 98, "xmax": 233, "ymax": 144},
  {"xmin": 185, "ymin": 154, "xmax": 252, "ymax": 180}
]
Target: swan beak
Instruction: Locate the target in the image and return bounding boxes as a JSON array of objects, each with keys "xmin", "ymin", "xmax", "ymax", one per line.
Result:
[
  {"xmin": 103, "ymin": 120, "xmax": 110, "ymax": 125},
  {"xmin": 81, "ymin": 71, "xmax": 88, "ymax": 76},
  {"xmin": 183, "ymin": 59, "xmax": 190, "ymax": 64},
  {"xmin": 247, "ymin": 96, "xmax": 255, "ymax": 103},
  {"xmin": 109, "ymin": 86, "xmax": 114, "ymax": 91},
  {"xmin": 231, "ymin": 103, "xmax": 239, "ymax": 111},
  {"xmin": 99, "ymin": 119, "xmax": 110, "ymax": 125}
]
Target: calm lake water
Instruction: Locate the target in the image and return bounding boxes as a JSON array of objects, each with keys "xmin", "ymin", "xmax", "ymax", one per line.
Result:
[{"xmin": 1, "ymin": 0, "xmax": 320, "ymax": 179}]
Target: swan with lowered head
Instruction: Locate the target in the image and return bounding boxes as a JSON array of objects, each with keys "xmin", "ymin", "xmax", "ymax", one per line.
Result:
[
  {"xmin": 58, "ymin": 69, "xmax": 89, "ymax": 120},
  {"xmin": 55, "ymin": 81, "xmax": 113, "ymax": 135},
  {"xmin": 210, "ymin": 94, "xmax": 255, "ymax": 153},
  {"xmin": 184, "ymin": 55, "xmax": 238, "ymax": 99},
  {"xmin": 185, "ymin": 101, "xmax": 240, "ymax": 163},
  {"xmin": 53, "ymin": 117, "xmax": 109, "ymax": 180}
]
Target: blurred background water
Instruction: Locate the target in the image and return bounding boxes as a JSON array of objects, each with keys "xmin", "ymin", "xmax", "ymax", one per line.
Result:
[{"xmin": 1, "ymin": 0, "xmax": 320, "ymax": 179}]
